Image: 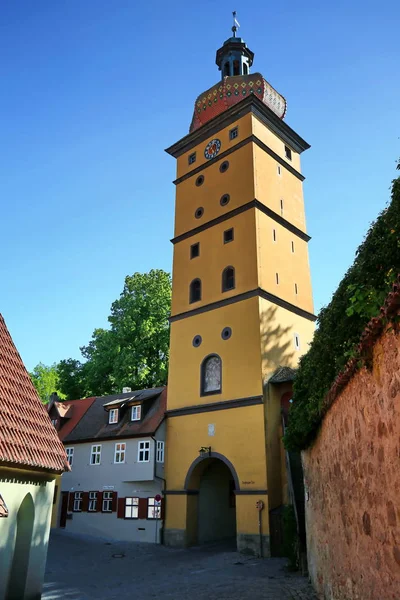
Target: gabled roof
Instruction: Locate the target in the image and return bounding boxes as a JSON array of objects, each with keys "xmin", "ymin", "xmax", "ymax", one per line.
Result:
[
  {"xmin": 63, "ymin": 387, "xmax": 166, "ymax": 443},
  {"xmin": 268, "ymin": 366, "xmax": 297, "ymax": 384},
  {"xmin": 0, "ymin": 314, "xmax": 69, "ymax": 473},
  {"xmin": 49, "ymin": 397, "xmax": 96, "ymax": 442}
]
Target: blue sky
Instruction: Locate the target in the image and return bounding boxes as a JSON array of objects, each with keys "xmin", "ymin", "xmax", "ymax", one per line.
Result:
[{"xmin": 1, "ymin": 0, "xmax": 399, "ymax": 371}]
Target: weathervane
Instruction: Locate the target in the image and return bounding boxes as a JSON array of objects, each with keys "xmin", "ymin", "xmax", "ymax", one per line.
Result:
[{"xmin": 232, "ymin": 11, "xmax": 240, "ymax": 37}]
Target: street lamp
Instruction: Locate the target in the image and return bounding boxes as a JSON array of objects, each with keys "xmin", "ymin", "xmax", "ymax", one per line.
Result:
[{"xmin": 199, "ymin": 446, "xmax": 211, "ymax": 457}]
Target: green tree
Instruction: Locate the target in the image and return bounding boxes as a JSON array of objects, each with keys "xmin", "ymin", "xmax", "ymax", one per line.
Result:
[
  {"xmin": 57, "ymin": 358, "xmax": 87, "ymax": 401},
  {"xmin": 30, "ymin": 363, "xmax": 65, "ymax": 404}
]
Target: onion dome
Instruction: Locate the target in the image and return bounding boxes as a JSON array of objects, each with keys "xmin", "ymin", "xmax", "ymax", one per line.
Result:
[{"xmin": 189, "ymin": 19, "xmax": 287, "ymax": 133}]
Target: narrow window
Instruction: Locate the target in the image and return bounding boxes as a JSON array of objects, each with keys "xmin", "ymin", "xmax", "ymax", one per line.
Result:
[
  {"xmin": 66, "ymin": 447, "xmax": 74, "ymax": 467},
  {"xmin": 294, "ymin": 334, "xmax": 300, "ymax": 351},
  {"xmin": 156, "ymin": 441, "xmax": 165, "ymax": 463},
  {"xmin": 188, "ymin": 152, "xmax": 196, "ymax": 165},
  {"xmin": 243, "ymin": 63, "xmax": 248, "ymax": 75},
  {"xmin": 138, "ymin": 441, "xmax": 150, "ymax": 462},
  {"xmin": 190, "ymin": 278, "xmax": 202, "ymax": 303},
  {"xmin": 88, "ymin": 492, "xmax": 98, "ymax": 512},
  {"xmin": 285, "ymin": 146, "xmax": 292, "ymax": 160},
  {"xmin": 291, "ymin": 240, "xmax": 295, "ymax": 253},
  {"xmin": 295, "ymin": 283, "xmax": 298, "ymax": 295},
  {"xmin": 131, "ymin": 405, "xmax": 141, "ymax": 421},
  {"xmin": 276, "ymin": 273, "xmax": 279, "ymax": 284},
  {"xmin": 273, "ymin": 229, "xmax": 276, "ymax": 242},
  {"xmin": 114, "ymin": 442, "xmax": 126, "ymax": 464},
  {"xmin": 102, "ymin": 491, "xmax": 113, "ymax": 512},
  {"xmin": 280, "ymin": 199, "xmax": 284, "ymax": 216},
  {"xmin": 109, "ymin": 408, "xmax": 118, "ymax": 424},
  {"xmin": 222, "ymin": 266, "xmax": 235, "ymax": 292},
  {"xmin": 277, "ymin": 164, "xmax": 281, "ymax": 176},
  {"xmin": 224, "ymin": 62, "xmax": 230, "ymax": 77},
  {"xmin": 190, "ymin": 242, "xmax": 200, "ymax": 259},
  {"xmin": 73, "ymin": 492, "xmax": 83, "ymax": 512},
  {"xmin": 201, "ymin": 354, "xmax": 222, "ymax": 396},
  {"xmin": 233, "ymin": 60, "xmax": 240, "ymax": 75},
  {"xmin": 147, "ymin": 497, "xmax": 162, "ymax": 519},
  {"xmin": 90, "ymin": 444, "xmax": 101, "ymax": 465},
  {"xmin": 223, "ymin": 228, "xmax": 234, "ymax": 244},
  {"xmin": 229, "ymin": 126, "xmax": 238, "ymax": 141},
  {"xmin": 125, "ymin": 497, "xmax": 139, "ymax": 519}
]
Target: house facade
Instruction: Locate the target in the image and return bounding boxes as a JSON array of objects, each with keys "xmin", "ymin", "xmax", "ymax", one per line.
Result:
[
  {"xmin": 0, "ymin": 314, "xmax": 69, "ymax": 600},
  {"xmin": 50, "ymin": 387, "xmax": 166, "ymax": 543}
]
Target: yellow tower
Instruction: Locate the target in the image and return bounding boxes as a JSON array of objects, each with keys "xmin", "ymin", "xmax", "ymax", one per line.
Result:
[{"xmin": 164, "ymin": 24, "xmax": 315, "ymax": 555}]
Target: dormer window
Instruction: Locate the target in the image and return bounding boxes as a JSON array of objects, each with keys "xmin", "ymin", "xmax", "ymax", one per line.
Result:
[
  {"xmin": 131, "ymin": 405, "xmax": 142, "ymax": 421},
  {"xmin": 109, "ymin": 408, "xmax": 118, "ymax": 424}
]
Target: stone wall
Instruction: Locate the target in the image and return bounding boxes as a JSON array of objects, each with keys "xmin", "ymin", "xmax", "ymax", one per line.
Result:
[{"xmin": 303, "ymin": 328, "xmax": 400, "ymax": 599}]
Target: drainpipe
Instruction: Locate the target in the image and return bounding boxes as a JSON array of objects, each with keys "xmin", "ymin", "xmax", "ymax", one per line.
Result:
[{"xmin": 151, "ymin": 436, "xmax": 166, "ymax": 544}]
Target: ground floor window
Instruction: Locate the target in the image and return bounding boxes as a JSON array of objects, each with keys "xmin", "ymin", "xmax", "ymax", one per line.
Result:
[
  {"xmin": 125, "ymin": 497, "xmax": 139, "ymax": 519},
  {"xmin": 147, "ymin": 497, "xmax": 161, "ymax": 519},
  {"xmin": 88, "ymin": 492, "xmax": 98, "ymax": 511},
  {"xmin": 73, "ymin": 492, "xmax": 83, "ymax": 512},
  {"xmin": 102, "ymin": 491, "xmax": 113, "ymax": 512}
]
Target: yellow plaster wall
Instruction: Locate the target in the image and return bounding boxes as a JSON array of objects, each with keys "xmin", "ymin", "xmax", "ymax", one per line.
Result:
[
  {"xmin": 256, "ymin": 211, "xmax": 314, "ymax": 314},
  {"xmin": 174, "ymin": 142, "xmax": 255, "ymax": 238},
  {"xmin": 168, "ymin": 297, "xmax": 263, "ymax": 410},
  {"xmin": 171, "ymin": 209, "xmax": 258, "ymax": 315},
  {"xmin": 259, "ymin": 297, "xmax": 315, "ymax": 380},
  {"xmin": 176, "ymin": 114, "xmax": 253, "ymax": 180},
  {"xmin": 236, "ymin": 494, "xmax": 270, "ymax": 535},
  {"xmin": 50, "ymin": 474, "xmax": 62, "ymax": 528},
  {"xmin": 251, "ymin": 115, "xmax": 302, "ymax": 173},
  {"xmin": 253, "ymin": 145, "xmax": 307, "ymax": 233}
]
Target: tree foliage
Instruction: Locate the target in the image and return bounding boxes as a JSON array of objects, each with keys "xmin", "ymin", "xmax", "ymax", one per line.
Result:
[
  {"xmin": 57, "ymin": 269, "xmax": 171, "ymax": 399},
  {"xmin": 285, "ymin": 174, "xmax": 400, "ymax": 451},
  {"xmin": 30, "ymin": 363, "xmax": 65, "ymax": 404}
]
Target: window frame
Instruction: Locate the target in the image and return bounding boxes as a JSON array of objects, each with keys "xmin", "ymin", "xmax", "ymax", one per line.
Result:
[
  {"xmin": 222, "ymin": 266, "xmax": 235, "ymax": 292},
  {"xmin": 285, "ymin": 145, "xmax": 292, "ymax": 161},
  {"xmin": 190, "ymin": 242, "xmax": 200, "ymax": 259},
  {"xmin": 73, "ymin": 491, "xmax": 83, "ymax": 512},
  {"xmin": 102, "ymin": 491, "xmax": 113, "ymax": 512},
  {"xmin": 147, "ymin": 497, "xmax": 162, "ymax": 520},
  {"xmin": 65, "ymin": 447, "xmax": 74, "ymax": 467},
  {"xmin": 277, "ymin": 164, "xmax": 282, "ymax": 176},
  {"xmin": 88, "ymin": 491, "xmax": 98, "ymax": 512},
  {"xmin": 273, "ymin": 229, "xmax": 277, "ymax": 242},
  {"xmin": 114, "ymin": 442, "xmax": 126, "ymax": 464},
  {"xmin": 131, "ymin": 405, "xmax": 141, "ymax": 421},
  {"xmin": 138, "ymin": 440, "xmax": 150, "ymax": 463},
  {"xmin": 125, "ymin": 497, "xmax": 139, "ymax": 519},
  {"xmin": 229, "ymin": 126, "xmax": 238, "ymax": 141},
  {"xmin": 189, "ymin": 278, "xmax": 202, "ymax": 303},
  {"xmin": 188, "ymin": 152, "xmax": 196, "ymax": 165},
  {"xmin": 90, "ymin": 444, "xmax": 101, "ymax": 466},
  {"xmin": 108, "ymin": 408, "xmax": 119, "ymax": 424},
  {"xmin": 294, "ymin": 333, "xmax": 301, "ymax": 351},
  {"xmin": 156, "ymin": 441, "xmax": 165, "ymax": 464},
  {"xmin": 223, "ymin": 228, "xmax": 234, "ymax": 244},
  {"xmin": 280, "ymin": 199, "xmax": 284, "ymax": 216},
  {"xmin": 200, "ymin": 353, "xmax": 222, "ymax": 397}
]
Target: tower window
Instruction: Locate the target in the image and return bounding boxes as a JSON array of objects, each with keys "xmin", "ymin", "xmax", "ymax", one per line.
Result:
[
  {"xmin": 220, "ymin": 194, "xmax": 230, "ymax": 207},
  {"xmin": 233, "ymin": 60, "xmax": 240, "ymax": 76},
  {"xmin": 221, "ymin": 327, "xmax": 232, "ymax": 340},
  {"xmin": 201, "ymin": 354, "xmax": 222, "ymax": 396},
  {"xmin": 273, "ymin": 229, "xmax": 277, "ymax": 242},
  {"xmin": 195, "ymin": 207, "xmax": 204, "ymax": 219},
  {"xmin": 243, "ymin": 63, "xmax": 248, "ymax": 75},
  {"xmin": 294, "ymin": 334, "xmax": 300, "ymax": 351},
  {"xmin": 190, "ymin": 278, "xmax": 202, "ymax": 303},
  {"xmin": 295, "ymin": 283, "xmax": 298, "ymax": 295},
  {"xmin": 280, "ymin": 199, "xmax": 284, "ymax": 216},
  {"xmin": 229, "ymin": 127, "xmax": 238, "ymax": 141},
  {"xmin": 192, "ymin": 335, "xmax": 202, "ymax": 348},
  {"xmin": 220, "ymin": 161, "xmax": 230, "ymax": 173},
  {"xmin": 224, "ymin": 62, "xmax": 230, "ymax": 77},
  {"xmin": 291, "ymin": 241, "xmax": 295, "ymax": 253},
  {"xmin": 188, "ymin": 152, "xmax": 196, "ymax": 165},
  {"xmin": 276, "ymin": 273, "xmax": 279, "ymax": 284},
  {"xmin": 196, "ymin": 175, "xmax": 204, "ymax": 186},
  {"xmin": 222, "ymin": 266, "xmax": 235, "ymax": 292},
  {"xmin": 285, "ymin": 146, "xmax": 292, "ymax": 161},
  {"xmin": 224, "ymin": 228, "xmax": 234, "ymax": 244},
  {"xmin": 190, "ymin": 242, "xmax": 200, "ymax": 259},
  {"xmin": 277, "ymin": 165, "xmax": 282, "ymax": 176}
]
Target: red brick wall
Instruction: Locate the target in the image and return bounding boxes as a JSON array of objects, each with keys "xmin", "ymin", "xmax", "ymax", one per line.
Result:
[{"xmin": 303, "ymin": 329, "xmax": 400, "ymax": 599}]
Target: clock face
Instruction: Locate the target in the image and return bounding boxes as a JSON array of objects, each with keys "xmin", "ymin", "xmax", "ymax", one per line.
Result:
[{"xmin": 204, "ymin": 138, "xmax": 221, "ymax": 160}]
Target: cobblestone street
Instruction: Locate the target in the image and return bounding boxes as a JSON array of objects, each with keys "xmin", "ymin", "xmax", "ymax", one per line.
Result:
[{"xmin": 43, "ymin": 531, "xmax": 318, "ymax": 600}]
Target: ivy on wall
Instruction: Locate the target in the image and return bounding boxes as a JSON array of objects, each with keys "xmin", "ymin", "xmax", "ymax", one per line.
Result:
[{"xmin": 285, "ymin": 173, "xmax": 400, "ymax": 452}]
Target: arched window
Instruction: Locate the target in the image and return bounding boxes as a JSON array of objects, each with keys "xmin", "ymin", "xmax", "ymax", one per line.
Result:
[
  {"xmin": 222, "ymin": 266, "xmax": 235, "ymax": 292},
  {"xmin": 243, "ymin": 63, "xmax": 248, "ymax": 75},
  {"xmin": 224, "ymin": 62, "xmax": 230, "ymax": 77},
  {"xmin": 201, "ymin": 354, "xmax": 222, "ymax": 396},
  {"xmin": 233, "ymin": 60, "xmax": 240, "ymax": 76},
  {"xmin": 190, "ymin": 279, "xmax": 201, "ymax": 303}
]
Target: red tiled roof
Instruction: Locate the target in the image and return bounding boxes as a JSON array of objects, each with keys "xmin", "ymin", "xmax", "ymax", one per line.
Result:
[
  {"xmin": 52, "ymin": 397, "xmax": 96, "ymax": 441},
  {"xmin": 0, "ymin": 314, "xmax": 69, "ymax": 473}
]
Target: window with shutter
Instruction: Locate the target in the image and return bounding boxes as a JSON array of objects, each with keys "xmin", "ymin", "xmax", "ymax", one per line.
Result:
[
  {"xmin": 125, "ymin": 497, "xmax": 139, "ymax": 519},
  {"xmin": 147, "ymin": 497, "xmax": 162, "ymax": 519},
  {"xmin": 117, "ymin": 497, "xmax": 125, "ymax": 519},
  {"xmin": 88, "ymin": 492, "xmax": 98, "ymax": 512},
  {"xmin": 102, "ymin": 491, "xmax": 113, "ymax": 512},
  {"xmin": 138, "ymin": 497, "xmax": 148, "ymax": 519}
]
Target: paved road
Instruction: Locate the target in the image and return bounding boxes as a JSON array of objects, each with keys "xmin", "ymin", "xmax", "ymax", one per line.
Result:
[{"xmin": 43, "ymin": 530, "xmax": 318, "ymax": 600}]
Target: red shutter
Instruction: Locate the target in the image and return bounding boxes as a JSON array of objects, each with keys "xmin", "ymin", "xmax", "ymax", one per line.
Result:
[
  {"xmin": 81, "ymin": 492, "xmax": 89, "ymax": 512},
  {"xmin": 138, "ymin": 497, "xmax": 148, "ymax": 520},
  {"xmin": 111, "ymin": 491, "xmax": 118, "ymax": 512},
  {"xmin": 68, "ymin": 492, "xmax": 74, "ymax": 512},
  {"xmin": 97, "ymin": 492, "xmax": 103, "ymax": 512},
  {"xmin": 117, "ymin": 497, "xmax": 125, "ymax": 519},
  {"xmin": 160, "ymin": 498, "xmax": 165, "ymax": 520}
]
